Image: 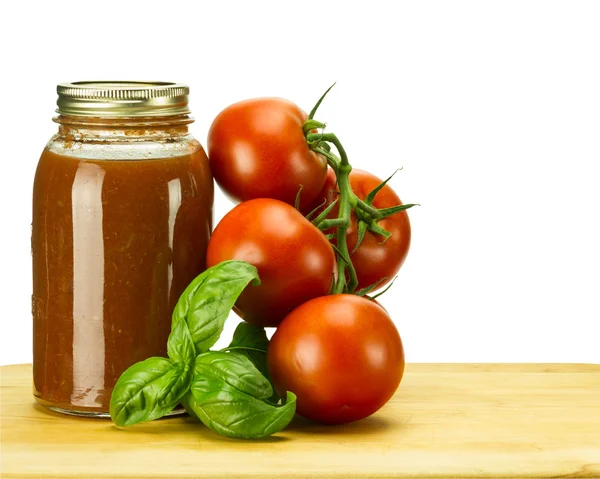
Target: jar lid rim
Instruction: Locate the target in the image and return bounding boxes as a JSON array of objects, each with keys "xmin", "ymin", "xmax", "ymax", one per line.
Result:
[{"xmin": 56, "ymin": 81, "xmax": 191, "ymax": 117}]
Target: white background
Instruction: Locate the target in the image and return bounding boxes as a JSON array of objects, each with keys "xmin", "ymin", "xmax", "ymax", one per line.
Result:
[{"xmin": 1, "ymin": 0, "xmax": 599, "ymax": 366}]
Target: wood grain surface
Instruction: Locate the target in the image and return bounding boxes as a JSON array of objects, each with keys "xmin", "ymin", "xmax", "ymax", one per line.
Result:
[{"xmin": 1, "ymin": 363, "xmax": 599, "ymax": 478}]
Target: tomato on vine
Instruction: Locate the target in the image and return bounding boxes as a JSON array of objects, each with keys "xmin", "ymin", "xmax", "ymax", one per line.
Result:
[
  {"xmin": 305, "ymin": 168, "xmax": 411, "ymax": 291},
  {"xmin": 206, "ymin": 198, "xmax": 336, "ymax": 327},
  {"xmin": 207, "ymin": 98, "xmax": 328, "ymax": 209},
  {"xmin": 267, "ymin": 294, "xmax": 405, "ymax": 425}
]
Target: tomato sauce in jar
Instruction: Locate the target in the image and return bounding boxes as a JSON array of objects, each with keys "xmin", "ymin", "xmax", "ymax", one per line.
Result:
[{"xmin": 32, "ymin": 82, "xmax": 213, "ymax": 416}]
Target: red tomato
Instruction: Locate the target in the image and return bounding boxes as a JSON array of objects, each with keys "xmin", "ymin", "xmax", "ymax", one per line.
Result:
[
  {"xmin": 267, "ymin": 294, "xmax": 404, "ymax": 424},
  {"xmin": 206, "ymin": 199, "xmax": 336, "ymax": 327},
  {"xmin": 305, "ymin": 168, "xmax": 411, "ymax": 291},
  {"xmin": 207, "ymin": 98, "xmax": 327, "ymax": 209}
]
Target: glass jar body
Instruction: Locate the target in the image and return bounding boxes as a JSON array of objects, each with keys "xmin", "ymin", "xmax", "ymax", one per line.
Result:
[{"xmin": 32, "ymin": 116, "xmax": 213, "ymax": 416}]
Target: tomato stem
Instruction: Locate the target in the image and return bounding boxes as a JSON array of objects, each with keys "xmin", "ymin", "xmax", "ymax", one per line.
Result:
[
  {"xmin": 312, "ymin": 146, "xmax": 341, "ymax": 170},
  {"xmin": 334, "ymin": 164, "xmax": 359, "ymax": 294},
  {"xmin": 316, "ymin": 217, "xmax": 348, "ymax": 231},
  {"xmin": 307, "ymin": 133, "xmax": 364, "ymax": 294},
  {"xmin": 355, "ymin": 198, "xmax": 382, "ymax": 219}
]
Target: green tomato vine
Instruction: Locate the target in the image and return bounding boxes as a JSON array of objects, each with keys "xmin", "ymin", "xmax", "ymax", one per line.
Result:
[{"xmin": 302, "ymin": 84, "xmax": 418, "ymax": 296}]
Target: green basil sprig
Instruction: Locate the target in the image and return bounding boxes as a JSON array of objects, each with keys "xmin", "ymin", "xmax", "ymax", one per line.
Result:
[{"xmin": 109, "ymin": 260, "xmax": 296, "ymax": 439}]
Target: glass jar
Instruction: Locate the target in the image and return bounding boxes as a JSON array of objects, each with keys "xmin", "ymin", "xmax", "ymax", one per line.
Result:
[{"xmin": 32, "ymin": 82, "xmax": 213, "ymax": 416}]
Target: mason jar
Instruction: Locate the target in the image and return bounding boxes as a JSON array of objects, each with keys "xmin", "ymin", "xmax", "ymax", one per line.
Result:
[{"xmin": 32, "ymin": 82, "xmax": 213, "ymax": 416}]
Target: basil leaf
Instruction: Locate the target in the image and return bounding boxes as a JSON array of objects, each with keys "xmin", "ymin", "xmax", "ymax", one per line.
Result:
[
  {"xmin": 167, "ymin": 317, "xmax": 195, "ymax": 366},
  {"xmin": 186, "ymin": 354, "xmax": 296, "ymax": 439},
  {"xmin": 229, "ymin": 322, "xmax": 269, "ymax": 351},
  {"xmin": 110, "ymin": 357, "xmax": 193, "ymax": 427},
  {"xmin": 180, "ymin": 393, "xmax": 198, "ymax": 421},
  {"xmin": 172, "ymin": 260, "xmax": 260, "ymax": 354},
  {"xmin": 194, "ymin": 351, "xmax": 272, "ymax": 399},
  {"xmin": 226, "ymin": 322, "xmax": 270, "ymax": 379},
  {"xmin": 188, "ymin": 384, "xmax": 297, "ymax": 439}
]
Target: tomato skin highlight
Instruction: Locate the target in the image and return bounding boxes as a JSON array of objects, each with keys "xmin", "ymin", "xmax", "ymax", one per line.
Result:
[
  {"xmin": 267, "ymin": 294, "xmax": 405, "ymax": 425},
  {"xmin": 306, "ymin": 168, "xmax": 411, "ymax": 291},
  {"xmin": 207, "ymin": 98, "xmax": 327, "ymax": 209},
  {"xmin": 206, "ymin": 199, "xmax": 336, "ymax": 327}
]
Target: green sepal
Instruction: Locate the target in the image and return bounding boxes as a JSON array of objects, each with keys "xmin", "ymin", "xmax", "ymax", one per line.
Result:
[
  {"xmin": 355, "ymin": 276, "xmax": 389, "ymax": 297},
  {"xmin": 319, "ymin": 141, "xmax": 332, "ymax": 153},
  {"xmin": 365, "ymin": 169, "xmax": 402, "ymax": 205},
  {"xmin": 302, "ymin": 119, "xmax": 326, "ymax": 136},
  {"xmin": 294, "ymin": 184, "xmax": 304, "ymax": 211},
  {"xmin": 351, "ymin": 220, "xmax": 369, "ymax": 254},
  {"xmin": 312, "ymin": 198, "xmax": 339, "ymax": 227},
  {"xmin": 305, "ymin": 197, "xmax": 328, "ymax": 221},
  {"xmin": 370, "ymin": 277, "xmax": 398, "ymax": 300},
  {"xmin": 330, "ymin": 243, "xmax": 350, "ymax": 265},
  {"xmin": 378, "ymin": 203, "xmax": 419, "ymax": 218},
  {"xmin": 308, "ymin": 82, "xmax": 336, "ymax": 120},
  {"xmin": 368, "ymin": 221, "xmax": 392, "ymax": 243}
]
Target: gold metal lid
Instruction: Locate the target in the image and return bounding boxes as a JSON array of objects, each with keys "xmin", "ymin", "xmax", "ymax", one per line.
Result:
[{"xmin": 56, "ymin": 81, "xmax": 191, "ymax": 117}]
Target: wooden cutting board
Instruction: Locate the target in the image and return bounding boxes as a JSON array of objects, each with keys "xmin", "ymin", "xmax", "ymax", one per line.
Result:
[{"xmin": 2, "ymin": 363, "xmax": 599, "ymax": 478}]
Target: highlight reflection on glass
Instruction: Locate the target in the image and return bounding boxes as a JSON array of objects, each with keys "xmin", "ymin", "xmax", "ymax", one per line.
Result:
[
  {"xmin": 71, "ymin": 162, "xmax": 106, "ymax": 407},
  {"xmin": 167, "ymin": 178, "xmax": 182, "ymax": 299}
]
